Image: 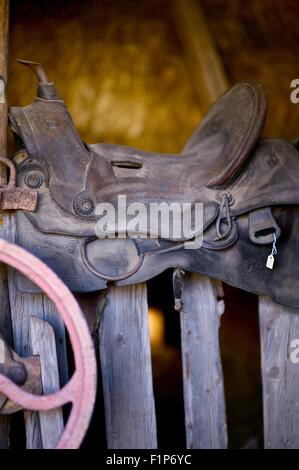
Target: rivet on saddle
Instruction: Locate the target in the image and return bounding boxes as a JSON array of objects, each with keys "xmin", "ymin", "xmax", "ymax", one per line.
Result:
[{"xmin": 7, "ymin": 61, "xmax": 299, "ymax": 308}]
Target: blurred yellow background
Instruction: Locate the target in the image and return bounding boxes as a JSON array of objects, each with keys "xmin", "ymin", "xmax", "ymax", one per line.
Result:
[{"xmin": 8, "ymin": 0, "xmax": 202, "ymax": 153}]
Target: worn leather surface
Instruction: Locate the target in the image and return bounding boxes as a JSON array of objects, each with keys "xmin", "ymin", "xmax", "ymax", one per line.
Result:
[{"xmin": 8, "ymin": 71, "xmax": 299, "ymax": 308}]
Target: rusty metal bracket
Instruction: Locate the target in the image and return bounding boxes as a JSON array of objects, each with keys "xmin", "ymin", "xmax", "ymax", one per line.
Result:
[
  {"xmin": 0, "ymin": 335, "xmax": 41, "ymax": 414},
  {"xmin": 0, "ymin": 239, "xmax": 97, "ymax": 449},
  {"xmin": 0, "ymin": 156, "xmax": 37, "ymax": 211}
]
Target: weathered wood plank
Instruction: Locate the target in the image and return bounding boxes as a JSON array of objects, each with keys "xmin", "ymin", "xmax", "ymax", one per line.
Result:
[
  {"xmin": 0, "ymin": 0, "xmax": 8, "ymax": 73},
  {"xmin": 259, "ymin": 296, "xmax": 299, "ymax": 448},
  {"xmin": 30, "ymin": 316, "xmax": 64, "ymax": 449},
  {"xmin": 172, "ymin": 0, "xmax": 228, "ymax": 111},
  {"xmin": 99, "ymin": 284, "xmax": 157, "ymax": 449},
  {"xmin": 4, "ymin": 213, "xmax": 68, "ymax": 449},
  {"xmin": 173, "ymin": 270, "xmax": 227, "ymax": 449},
  {"xmin": 0, "ymin": 0, "xmax": 9, "ymax": 184},
  {"xmin": 0, "ymin": 0, "xmax": 10, "ymax": 448},
  {"xmin": 0, "ymin": 260, "xmax": 11, "ymax": 449}
]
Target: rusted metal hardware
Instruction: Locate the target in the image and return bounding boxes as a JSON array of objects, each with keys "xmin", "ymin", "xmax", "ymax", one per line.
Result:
[
  {"xmin": 0, "ymin": 156, "xmax": 37, "ymax": 211},
  {"xmin": 0, "ymin": 239, "xmax": 97, "ymax": 449},
  {"xmin": 0, "ymin": 334, "xmax": 41, "ymax": 414},
  {"xmin": 0, "ymin": 156, "xmax": 16, "ymax": 192},
  {"xmin": 0, "ymin": 334, "xmax": 27, "ymax": 385}
]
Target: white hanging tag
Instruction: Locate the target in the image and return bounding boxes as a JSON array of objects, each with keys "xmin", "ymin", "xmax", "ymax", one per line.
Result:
[
  {"xmin": 266, "ymin": 254, "xmax": 275, "ymax": 269},
  {"xmin": 266, "ymin": 233, "xmax": 277, "ymax": 270}
]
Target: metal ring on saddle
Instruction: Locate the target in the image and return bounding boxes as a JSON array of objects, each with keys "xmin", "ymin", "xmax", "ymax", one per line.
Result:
[
  {"xmin": 202, "ymin": 191, "xmax": 238, "ymax": 250},
  {"xmin": 202, "ymin": 220, "xmax": 238, "ymax": 250},
  {"xmin": 81, "ymin": 236, "xmax": 144, "ymax": 282},
  {"xmin": 215, "ymin": 191, "xmax": 235, "ymax": 239}
]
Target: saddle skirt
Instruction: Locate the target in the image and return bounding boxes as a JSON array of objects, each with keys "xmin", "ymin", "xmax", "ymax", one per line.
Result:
[{"xmin": 8, "ymin": 62, "xmax": 299, "ymax": 308}]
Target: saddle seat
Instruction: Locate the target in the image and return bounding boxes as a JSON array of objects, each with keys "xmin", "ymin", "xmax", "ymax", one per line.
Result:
[{"xmin": 182, "ymin": 80, "xmax": 267, "ymax": 189}]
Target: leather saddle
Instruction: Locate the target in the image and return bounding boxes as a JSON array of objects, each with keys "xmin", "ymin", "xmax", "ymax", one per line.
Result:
[{"xmin": 8, "ymin": 61, "xmax": 299, "ymax": 308}]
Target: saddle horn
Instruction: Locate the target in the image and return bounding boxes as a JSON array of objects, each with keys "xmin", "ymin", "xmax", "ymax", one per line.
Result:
[{"xmin": 16, "ymin": 59, "xmax": 60, "ymax": 101}]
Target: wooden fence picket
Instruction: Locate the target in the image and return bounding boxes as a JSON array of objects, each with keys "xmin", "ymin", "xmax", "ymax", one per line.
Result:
[
  {"xmin": 174, "ymin": 271, "xmax": 227, "ymax": 449},
  {"xmin": 99, "ymin": 284, "xmax": 157, "ymax": 449},
  {"xmin": 259, "ymin": 297, "xmax": 299, "ymax": 448}
]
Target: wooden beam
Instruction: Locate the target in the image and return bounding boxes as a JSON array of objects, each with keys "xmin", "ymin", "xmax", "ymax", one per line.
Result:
[
  {"xmin": 0, "ymin": 262, "xmax": 11, "ymax": 448},
  {"xmin": 0, "ymin": 0, "xmax": 10, "ymax": 449},
  {"xmin": 259, "ymin": 297, "xmax": 299, "ymax": 448},
  {"xmin": 0, "ymin": 0, "xmax": 8, "ymax": 184},
  {"xmin": 174, "ymin": 271, "xmax": 227, "ymax": 448},
  {"xmin": 172, "ymin": 0, "xmax": 228, "ymax": 111},
  {"xmin": 99, "ymin": 284, "xmax": 157, "ymax": 449},
  {"xmin": 30, "ymin": 317, "xmax": 64, "ymax": 449}
]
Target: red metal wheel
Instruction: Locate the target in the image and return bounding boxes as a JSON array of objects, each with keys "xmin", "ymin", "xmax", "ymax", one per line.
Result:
[{"xmin": 0, "ymin": 239, "xmax": 97, "ymax": 449}]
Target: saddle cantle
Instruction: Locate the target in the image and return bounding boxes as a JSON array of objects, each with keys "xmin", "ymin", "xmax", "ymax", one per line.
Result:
[{"xmin": 7, "ymin": 61, "xmax": 299, "ymax": 308}]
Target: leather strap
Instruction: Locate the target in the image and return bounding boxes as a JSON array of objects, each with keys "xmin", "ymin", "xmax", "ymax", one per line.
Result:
[{"xmin": 249, "ymin": 207, "xmax": 281, "ymax": 245}]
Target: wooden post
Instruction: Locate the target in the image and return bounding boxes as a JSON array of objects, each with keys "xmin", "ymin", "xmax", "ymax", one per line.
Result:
[
  {"xmin": 259, "ymin": 297, "xmax": 299, "ymax": 448},
  {"xmin": 0, "ymin": 0, "xmax": 8, "ymax": 185},
  {"xmin": 30, "ymin": 317, "xmax": 64, "ymax": 449},
  {"xmin": 0, "ymin": 0, "xmax": 10, "ymax": 449},
  {"xmin": 99, "ymin": 284, "xmax": 157, "ymax": 449},
  {"xmin": 173, "ymin": 271, "xmax": 227, "ymax": 448},
  {"xmin": 0, "ymin": 262, "xmax": 11, "ymax": 449}
]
